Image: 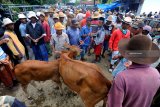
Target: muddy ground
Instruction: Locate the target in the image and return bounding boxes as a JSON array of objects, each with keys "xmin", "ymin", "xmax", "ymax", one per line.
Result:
[{"xmin": 0, "ymin": 54, "xmax": 112, "ymax": 107}]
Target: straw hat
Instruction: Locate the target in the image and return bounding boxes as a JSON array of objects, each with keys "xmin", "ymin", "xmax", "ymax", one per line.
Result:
[
  {"xmin": 53, "ymin": 13, "xmax": 59, "ymax": 19},
  {"xmin": 18, "ymin": 14, "xmax": 26, "ymax": 19},
  {"xmin": 92, "ymin": 11, "xmax": 101, "ymax": 19},
  {"xmin": 106, "ymin": 15, "xmax": 113, "ymax": 22},
  {"xmin": 123, "ymin": 17, "xmax": 132, "ymax": 25},
  {"xmin": 2, "ymin": 18, "xmax": 14, "ymax": 27},
  {"xmin": 118, "ymin": 35, "xmax": 160, "ymax": 64},
  {"xmin": 54, "ymin": 22, "xmax": 65, "ymax": 30},
  {"xmin": 59, "ymin": 12, "xmax": 65, "ymax": 18}
]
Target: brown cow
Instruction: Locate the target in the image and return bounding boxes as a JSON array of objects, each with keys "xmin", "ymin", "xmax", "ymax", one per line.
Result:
[
  {"xmin": 59, "ymin": 52, "xmax": 112, "ymax": 107},
  {"xmin": 14, "ymin": 60, "xmax": 61, "ymax": 97},
  {"xmin": 14, "ymin": 45, "xmax": 80, "ymax": 98}
]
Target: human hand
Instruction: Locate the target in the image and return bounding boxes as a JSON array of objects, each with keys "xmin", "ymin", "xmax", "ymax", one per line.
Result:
[
  {"xmin": 80, "ymin": 40, "xmax": 84, "ymax": 45},
  {"xmin": 2, "ymin": 38, "xmax": 9, "ymax": 43},
  {"xmin": 112, "ymin": 55, "xmax": 119, "ymax": 60},
  {"xmin": 124, "ymin": 61, "xmax": 132, "ymax": 68}
]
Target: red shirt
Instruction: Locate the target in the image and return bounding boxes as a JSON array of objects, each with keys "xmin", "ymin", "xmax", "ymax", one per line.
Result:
[
  {"xmin": 109, "ymin": 29, "xmax": 130, "ymax": 51},
  {"xmin": 42, "ymin": 21, "xmax": 51, "ymax": 42}
]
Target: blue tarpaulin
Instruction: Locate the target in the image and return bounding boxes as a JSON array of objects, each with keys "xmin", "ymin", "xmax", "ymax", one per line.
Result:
[{"xmin": 97, "ymin": 2, "xmax": 121, "ymax": 12}]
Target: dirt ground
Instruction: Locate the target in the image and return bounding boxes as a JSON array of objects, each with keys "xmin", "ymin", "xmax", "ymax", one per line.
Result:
[{"xmin": 0, "ymin": 54, "xmax": 113, "ymax": 107}]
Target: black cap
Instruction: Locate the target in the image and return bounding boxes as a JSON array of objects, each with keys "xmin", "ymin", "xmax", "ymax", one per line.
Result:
[
  {"xmin": 99, "ymin": 17, "xmax": 105, "ymax": 22},
  {"xmin": 71, "ymin": 18, "xmax": 79, "ymax": 24},
  {"xmin": 86, "ymin": 17, "xmax": 92, "ymax": 21}
]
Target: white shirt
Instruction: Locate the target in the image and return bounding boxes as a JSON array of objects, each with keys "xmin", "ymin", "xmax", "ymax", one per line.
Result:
[{"xmin": 31, "ymin": 23, "xmax": 36, "ymax": 28}]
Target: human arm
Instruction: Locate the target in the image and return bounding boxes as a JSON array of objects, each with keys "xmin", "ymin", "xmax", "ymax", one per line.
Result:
[{"xmin": 109, "ymin": 30, "xmax": 117, "ymax": 51}]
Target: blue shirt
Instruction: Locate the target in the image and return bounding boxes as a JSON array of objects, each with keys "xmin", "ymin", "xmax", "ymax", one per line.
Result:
[
  {"xmin": 80, "ymin": 25, "xmax": 92, "ymax": 47},
  {"xmin": 19, "ymin": 23, "xmax": 26, "ymax": 37},
  {"xmin": 66, "ymin": 27, "xmax": 80, "ymax": 46},
  {"xmin": 0, "ymin": 47, "xmax": 7, "ymax": 60}
]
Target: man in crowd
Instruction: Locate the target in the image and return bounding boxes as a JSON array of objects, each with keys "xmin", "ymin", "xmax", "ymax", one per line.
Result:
[
  {"xmin": 80, "ymin": 17, "xmax": 92, "ymax": 61},
  {"xmin": 2, "ymin": 18, "xmax": 26, "ymax": 64},
  {"xmin": 92, "ymin": 17, "xmax": 105, "ymax": 63},
  {"xmin": 26, "ymin": 12, "xmax": 48, "ymax": 61},
  {"xmin": 67, "ymin": 18, "xmax": 80, "ymax": 46},
  {"xmin": 142, "ymin": 25, "xmax": 152, "ymax": 40},
  {"xmin": 18, "ymin": 13, "xmax": 34, "ymax": 60},
  {"xmin": 109, "ymin": 17, "xmax": 131, "ymax": 72},
  {"xmin": 50, "ymin": 22, "xmax": 69, "ymax": 59},
  {"xmin": 107, "ymin": 35, "xmax": 160, "ymax": 107},
  {"xmin": 39, "ymin": 12, "xmax": 52, "ymax": 56}
]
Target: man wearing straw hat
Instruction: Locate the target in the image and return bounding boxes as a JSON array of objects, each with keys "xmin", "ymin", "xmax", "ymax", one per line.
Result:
[
  {"xmin": 107, "ymin": 35, "xmax": 160, "ymax": 107},
  {"xmin": 26, "ymin": 12, "xmax": 48, "ymax": 61},
  {"xmin": 2, "ymin": 18, "xmax": 25, "ymax": 64},
  {"xmin": 50, "ymin": 22, "xmax": 69, "ymax": 59}
]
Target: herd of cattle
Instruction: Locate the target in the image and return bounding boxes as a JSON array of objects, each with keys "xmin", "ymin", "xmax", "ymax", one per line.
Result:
[{"xmin": 14, "ymin": 45, "xmax": 111, "ymax": 107}]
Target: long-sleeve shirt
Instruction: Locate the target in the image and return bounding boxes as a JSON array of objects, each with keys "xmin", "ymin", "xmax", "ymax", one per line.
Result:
[
  {"xmin": 107, "ymin": 64, "xmax": 160, "ymax": 107},
  {"xmin": 26, "ymin": 22, "xmax": 46, "ymax": 45},
  {"xmin": 94, "ymin": 27, "xmax": 105, "ymax": 45},
  {"xmin": 109, "ymin": 29, "xmax": 130, "ymax": 51},
  {"xmin": 41, "ymin": 21, "xmax": 51, "ymax": 42},
  {"xmin": 80, "ymin": 25, "xmax": 92, "ymax": 47}
]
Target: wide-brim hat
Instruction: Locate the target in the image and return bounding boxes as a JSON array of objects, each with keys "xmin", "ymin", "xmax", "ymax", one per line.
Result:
[
  {"xmin": 106, "ymin": 15, "xmax": 113, "ymax": 22},
  {"xmin": 53, "ymin": 13, "xmax": 59, "ymax": 19},
  {"xmin": 18, "ymin": 14, "xmax": 26, "ymax": 19},
  {"xmin": 2, "ymin": 18, "xmax": 14, "ymax": 27},
  {"xmin": 54, "ymin": 22, "xmax": 65, "ymax": 30},
  {"xmin": 28, "ymin": 12, "xmax": 38, "ymax": 19},
  {"xmin": 118, "ymin": 35, "xmax": 160, "ymax": 64},
  {"xmin": 123, "ymin": 17, "xmax": 132, "ymax": 25},
  {"xmin": 59, "ymin": 12, "xmax": 65, "ymax": 18},
  {"xmin": 92, "ymin": 11, "xmax": 101, "ymax": 19}
]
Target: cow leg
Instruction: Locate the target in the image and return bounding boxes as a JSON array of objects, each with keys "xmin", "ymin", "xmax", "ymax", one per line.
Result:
[
  {"xmin": 52, "ymin": 76, "xmax": 63, "ymax": 95},
  {"xmin": 30, "ymin": 81, "xmax": 43, "ymax": 91},
  {"xmin": 22, "ymin": 84, "xmax": 32, "ymax": 99}
]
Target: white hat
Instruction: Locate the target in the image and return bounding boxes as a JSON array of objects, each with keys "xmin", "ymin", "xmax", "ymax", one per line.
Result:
[
  {"xmin": 36, "ymin": 12, "xmax": 41, "ymax": 17},
  {"xmin": 2, "ymin": 18, "xmax": 14, "ymax": 27},
  {"xmin": 28, "ymin": 12, "xmax": 38, "ymax": 19},
  {"xmin": 18, "ymin": 14, "xmax": 26, "ymax": 19},
  {"xmin": 123, "ymin": 17, "xmax": 132, "ymax": 24},
  {"xmin": 40, "ymin": 12, "xmax": 45, "ymax": 17},
  {"xmin": 143, "ymin": 25, "xmax": 152, "ymax": 32}
]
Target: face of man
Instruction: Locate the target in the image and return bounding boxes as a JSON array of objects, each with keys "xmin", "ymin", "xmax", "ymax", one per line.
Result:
[
  {"xmin": 122, "ymin": 22, "xmax": 130, "ymax": 30},
  {"xmin": 53, "ymin": 18, "xmax": 59, "ymax": 23},
  {"xmin": 30, "ymin": 17, "xmax": 37, "ymax": 23},
  {"xmin": 40, "ymin": 15, "xmax": 45, "ymax": 22},
  {"xmin": 131, "ymin": 27, "xmax": 139, "ymax": 35},
  {"xmin": 6, "ymin": 23, "xmax": 14, "ymax": 31},
  {"xmin": 49, "ymin": 13, "xmax": 53, "ymax": 17},
  {"xmin": 106, "ymin": 21, "xmax": 112, "ymax": 25},
  {"xmin": 60, "ymin": 17, "xmax": 64, "ymax": 22},
  {"xmin": 99, "ymin": 20, "xmax": 104, "ymax": 27},
  {"xmin": 56, "ymin": 30, "xmax": 62, "ymax": 35},
  {"xmin": 20, "ymin": 18, "xmax": 27, "ymax": 24},
  {"xmin": 72, "ymin": 23, "xmax": 79, "ymax": 28},
  {"xmin": 142, "ymin": 30, "xmax": 149, "ymax": 35},
  {"xmin": 86, "ymin": 20, "xmax": 91, "ymax": 26}
]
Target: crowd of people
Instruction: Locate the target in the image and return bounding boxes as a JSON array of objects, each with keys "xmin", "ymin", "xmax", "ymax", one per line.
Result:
[{"xmin": 0, "ymin": 7, "xmax": 160, "ymax": 107}]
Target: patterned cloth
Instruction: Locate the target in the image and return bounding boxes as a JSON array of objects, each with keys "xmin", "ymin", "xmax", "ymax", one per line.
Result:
[
  {"xmin": 0, "ymin": 96, "xmax": 26, "ymax": 107},
  {"xmin": 0, "ymin": 56, "xmax": 16, "ymax": 88}
]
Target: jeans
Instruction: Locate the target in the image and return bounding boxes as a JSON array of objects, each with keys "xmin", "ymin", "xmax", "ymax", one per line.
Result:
[
  {"xmin": 111, "ymin": 51, "xmax": 119, "ymax": 65},
  {"xmin": 80, "ymin": 46, "xmax": 88, "ymax": 58},
  {"xmin": 32, "ymin": 44, "xmax": 48, "ymax": 61},
  {"xmin": 112, "ymin": 58, "xmax": 128, "ymax": 78}
]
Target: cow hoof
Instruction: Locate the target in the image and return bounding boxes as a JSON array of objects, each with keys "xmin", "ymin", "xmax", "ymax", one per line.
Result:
[
  {"xmin": 38, "ymin": 88, "xmax": 43, "ymax": 92},
  {"xmin": 54, "ymin": 86, "xmax": 59, "ymax": 90},
  {"xmin": 27, "ymin": 96, "xmax": 33, "ymax": 100}
]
